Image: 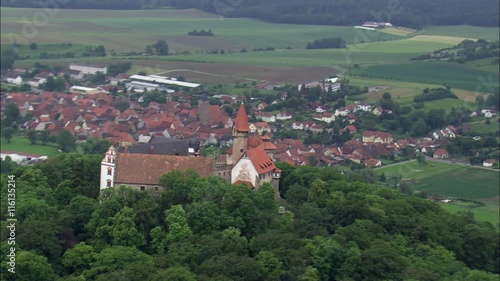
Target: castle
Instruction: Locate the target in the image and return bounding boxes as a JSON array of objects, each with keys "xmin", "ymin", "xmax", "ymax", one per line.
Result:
[{"xmin": 100, "ymin": 103, "xmax": 281, "ymax": 197}]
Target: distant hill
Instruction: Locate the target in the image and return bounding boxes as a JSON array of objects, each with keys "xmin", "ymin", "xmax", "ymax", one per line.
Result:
[{"xmin": 2, "ymin": 0, "xmax": 498, "ymax": 28}]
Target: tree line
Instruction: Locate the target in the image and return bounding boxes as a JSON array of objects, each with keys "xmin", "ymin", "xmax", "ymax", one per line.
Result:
[{"xmin": 0, "ymin": 160, "xmax": 498, "ymax": 280}]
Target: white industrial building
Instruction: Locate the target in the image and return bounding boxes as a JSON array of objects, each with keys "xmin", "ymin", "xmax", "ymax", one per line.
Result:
[
  {"xmin": 129, "ymin": 74, "xmax": 200, "ymax": 88},
  {"xmin": 69, "ymin": 63, "xmax": 108, "ymax": 75}
]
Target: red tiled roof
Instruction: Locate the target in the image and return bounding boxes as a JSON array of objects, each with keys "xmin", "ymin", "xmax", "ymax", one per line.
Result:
[
  {"xmin": 234, "ymin": 180, "xmax": 254, "ymax": 189},
  {"xmin": 246, "ymin": 146, "xmax": 276, "ymax": 174},
  {"xmin": 115, "ymin": 154, "xmax": 214, "ymax": 185},
  {"xmin": 234, "ymin": 103, "xmax": 249, "ymax": 132}
]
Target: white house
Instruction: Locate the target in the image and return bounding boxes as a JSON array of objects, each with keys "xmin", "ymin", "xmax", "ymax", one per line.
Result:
[
  {"xmin": 483, "ymin": 159, "xmax": 497, "ymax": 167},
  {"xmin": 313, "ymin": 113, "xmax": 335, "ymax": 123},
  {"xmin": 6, "ymin": 75, "xmax": 23, "ymax": 85},
  {"xmin": 356, "ymin": 102, "xmax": 372, "ymax": 112},
  {"xmin": 335, "ymin": 107, "xmax": 349, "ymax": 117},
  {"xmin": 276, "ymin": 112, "xmax": 293, "ymax": 120},
  {"xmin": 256, "ymin": 112, "xmax": 276, "ymax": 123},
  {"xmin": 69, "ymin": 86, "xmax": 105, "ymax": 95},
  {"xmin": 28, "ymin": 77, "xmax": 47, "ymax": 88}
]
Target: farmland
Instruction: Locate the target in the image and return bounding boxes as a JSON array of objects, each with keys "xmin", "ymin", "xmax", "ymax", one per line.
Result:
[
  {"xmin": 377, "ymin": 160, "xmax": 499, "ymax": 225},
  {"xmin": 0, "ymin": 7, "xmax": 402, "ymax": 52},
  {"xmin": 350, "ymin": 61, "xmax": 500, "ymax": 93},
  {"xmin": 420, "ymin": 25, "xmax": 500, "ymax": 42}
]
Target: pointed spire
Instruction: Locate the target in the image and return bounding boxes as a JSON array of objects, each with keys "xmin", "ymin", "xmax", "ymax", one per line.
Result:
[{"xmin": 234, "ymin": 103, "xmax": 250, "ymax": 132}]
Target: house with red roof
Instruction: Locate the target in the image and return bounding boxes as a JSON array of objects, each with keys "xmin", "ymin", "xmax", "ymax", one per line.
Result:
[
  {"xmin": 433, "ymin": 148, "xmax": 449, "ymax": 159},
  {"xmin": 362, "ymin": 130, "xmax": 393, "ymax": 144}
]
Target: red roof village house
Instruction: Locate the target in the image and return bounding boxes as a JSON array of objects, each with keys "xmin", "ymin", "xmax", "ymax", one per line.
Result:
[
  {"xmin": 433, "ymin": 148, "xmax": 449, "ymax": 159},
  {"xmin": 362, "ymin": 131, "xmax": 393, "ymax": 144}
]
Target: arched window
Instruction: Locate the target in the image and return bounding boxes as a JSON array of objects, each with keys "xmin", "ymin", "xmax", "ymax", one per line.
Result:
[
  {"xmin": 107, "ymin": 167, "xmax": 112, "ymax": 175},
  {"xmin": 107, "ymin": 180, "xmax": 111, "ymax": 187}
]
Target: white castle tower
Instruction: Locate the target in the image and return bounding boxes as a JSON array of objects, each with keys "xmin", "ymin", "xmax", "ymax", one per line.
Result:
[{"xmin": 100, "ymin": 146, "xmax": 116, "ymax": 190}]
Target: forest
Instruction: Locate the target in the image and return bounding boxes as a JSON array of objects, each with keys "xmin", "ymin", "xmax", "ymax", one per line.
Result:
[
  {"xmin": 0, "ymin": 153, "xmax": 498, "ymax": 280},
  {"xmin": 2, "ymin": 0, "xmax": 498, "ymax": 28}
]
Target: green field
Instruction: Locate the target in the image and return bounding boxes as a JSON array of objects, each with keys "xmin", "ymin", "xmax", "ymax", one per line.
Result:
[
  {"xmin": 351, "ymin": 61, "xmax": 500, "ymax": 93},
  {"xmin": 377, "ymin": 160, "xmax": 499, "ymax": 224},
  {"xmin": 1, "ymin": 136, "xmax": 60, "ymax": 156},
  {"xmin": 13, "ymin": 43, "xmax": 90, "ymax": 59},
  {"xmin": 1, "ymin": 7, "xmax": 402, "ymax": 52},
  {"xmin": 420, "ymin": 25, "xmax": 500, "ymax": 42},
  {"xmin": 440, "ymin": 203, "xmax": 499, "ymax": 227}
]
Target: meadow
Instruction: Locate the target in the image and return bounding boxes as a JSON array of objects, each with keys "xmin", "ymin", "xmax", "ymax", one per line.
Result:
[
  {"xmin": 1, "ymin": 7, "xmax": 402, "ymax": 52},
  {"xmin": 420, "ymin": 25, "xmax": 500, "ymax": 42},
  {"xmin": 1, "ymin": 136, "xmax": 60, "ymax": 156},
  {"xmin": 350, "ymin": 61, "xmax": 499, "ymax": 93},
  {"xmin": 377, "ymin": 160, "xmax": 499, "ymax": 225}
]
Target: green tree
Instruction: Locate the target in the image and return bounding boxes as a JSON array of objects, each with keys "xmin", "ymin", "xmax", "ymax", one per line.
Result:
[
  {"xmin": 57, "ymin": 130, "xmax": 76, "ymax": 152},
  {"xmin": 150, "ymin": 267, "xmax": 197, "ymax": 281},
  {"xmin": 475, "ymin": 95, "xmax": 485, "ymax": 107},
  {"xmin": 29, "ymin": 42, "xmax": 38, "ymax": 50},
  {"xmin": 165, "ymin": 204, "xmax": 192, "ymax": 245},
  {"xmin": 154, "ymin": 39, "xmax": 169, "ymax": 56},
  {"xmin": 256, "ymin": 250, "xmax": 284, "ymax": 281},
  {"xmin": 2, "ymin": 103, "xmax": 20, "ymax": 127},
  {"xmin": 1, "ymin": 127, "xmax": 16, "ymax": 144},
  {"xmin": 27, "ymin": 129, "xmax": 37, "ymax": 144},
  {"xmin": 81, "ymin": 138, "xmax": 111, "ymax": 154},
  {"xmin": 1, "ymin": 48, "xmax": 17, "ymax": 71},
  {"xmin": 62, "ymin": 242, "xmax": 97, "ymax": 275},
  {"xmin": 110, "ymin": 207, "xmax": 146, "ymax": 247},
  {"xmin": 84, "ymin": 246, "xmax": 154, "ymax": 280},
  {"xmin": 1, "ymin": 251, "xmax": 58, "ymax": 281},
  {"xmin": 417, "ymin": 152, "xmax": 426, "ymax": 165},
  {"xmin": 299, "ymin": 266, "xmax": 320, "ymax": 281},
  {"xmin": 38, "ymin": 130, "xmax": 49, "ymax": 144}
]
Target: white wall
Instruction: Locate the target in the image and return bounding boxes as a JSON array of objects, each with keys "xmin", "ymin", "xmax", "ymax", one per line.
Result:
[{"xmin": 231, "ymin": 158, "xmax": 259, "ymax": 187}]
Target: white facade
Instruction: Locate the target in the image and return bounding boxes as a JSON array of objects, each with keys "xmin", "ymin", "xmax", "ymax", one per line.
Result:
[
  {"xmin": 231, "ymin": 158, "xmax": 259, "ymax": 187},
  {"xmin": 6, "ymin": 76, "xmax": 22, "ymax": 85},
  {"xmin": 100, "ymin": 146, "xmax": 116, "ymax": 190},
  {"xmin": 70, "ymin": 63, "xmax": 108, "ymax": 75}
]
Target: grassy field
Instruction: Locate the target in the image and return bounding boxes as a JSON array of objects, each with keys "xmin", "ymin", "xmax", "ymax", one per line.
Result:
[
  {"xmin": 1, "ymin": 7, "xmax": 402, "ymax": 52},
  {"xmin": 1, "ymin": 136, "xmax": 60, "ymax": 156},
  {"xmin": 377, "ymin": 160, "xmax": 499, "ymax": 199},
  {"xmin": 440, "ymin": 203, "xmax": 499, "ymax": 227},
  {"xmin": 420, "ymin": 25, "xmax": 500, "ymax": 42},
  {"xmin": 350, "ymin": 61, "xmax": 499, "ymax": 93},
  {"xmin": 13, "ymin": 43, "xmax": 90, "ymax": 59},
  {"xmin": 468, "ymin": 119, "xmax": 500, "ymax": 135},
  {"xmin": 377, "ymin": 160, "xmax": 499, "ymax": 225}
]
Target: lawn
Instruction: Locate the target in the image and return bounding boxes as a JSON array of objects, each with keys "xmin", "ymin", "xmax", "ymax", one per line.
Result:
[
  {"xmin": 1, "ymin": 136, "xmax": 60, "ymax": 156},
  {"xmin": 351, "ymin": 61, "xmax": 499, "ymax": 93},
  {"xmin": 420, "ymin": 25, "xmax": 500, "ymax": 42}
]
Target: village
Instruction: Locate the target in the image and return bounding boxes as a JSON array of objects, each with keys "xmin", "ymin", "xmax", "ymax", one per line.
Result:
[{"xmin": 1, "ymin": 62, "xmax": 498, "ymax": 172}]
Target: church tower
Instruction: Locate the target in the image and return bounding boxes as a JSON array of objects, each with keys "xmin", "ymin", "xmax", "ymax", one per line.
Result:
[
  {"xmin": 198, "ymin": 94, "xmax": 209, "ymax": 123},
  {"xmin": 231, "ymin": 103, "xmax": 250, "ymax": 164},
  {"xmin": 100, "ymin": 146, "xmax": 116, "ymax": 190}
]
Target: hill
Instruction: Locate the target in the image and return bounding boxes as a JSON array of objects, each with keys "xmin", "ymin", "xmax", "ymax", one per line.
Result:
[{"xmin": 2, "ymin": 0, "xmax": 498, "ymax": 28}]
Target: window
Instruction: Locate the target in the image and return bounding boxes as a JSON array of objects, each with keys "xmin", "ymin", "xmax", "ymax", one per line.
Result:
[
  {"xmin": 107, "ymin": 180, "xmax": 111, "ymax": 187},
  {"xmin": 140, "ymin": 186, "xmax": 145, "ymax": 191},
  {"xmin": 240, "ymin": 149, "xmax": 244, "ymax": 153},
  {"xmin": 107, "ymin": 167, "xmax": 112, "ymax": 175},
  {"xmin": 154, "ymin": 186, "xmax": 159, "ymax": 191}
]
